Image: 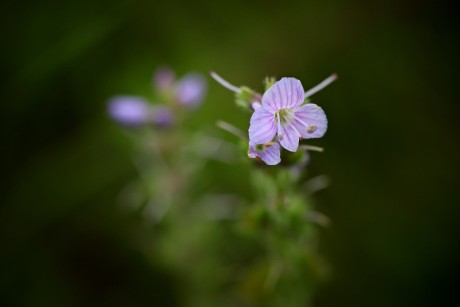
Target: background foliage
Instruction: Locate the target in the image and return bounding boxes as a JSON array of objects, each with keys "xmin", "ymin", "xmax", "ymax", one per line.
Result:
[{"xmin": 1, "ymin": 0, "xmax": 460, "ymax": 306}]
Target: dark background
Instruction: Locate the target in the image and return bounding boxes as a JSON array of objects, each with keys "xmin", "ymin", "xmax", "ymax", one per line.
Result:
[{"xmin": 1, "ymin": 0, "xmax": 460, "ymax": 306}]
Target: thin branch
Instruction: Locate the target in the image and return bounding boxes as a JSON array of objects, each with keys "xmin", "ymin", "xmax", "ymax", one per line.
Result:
[
  {"xmin": 300, "ymin": 145, "xmax": 324, "ymax": 152},
  {"xmin": 304, "ymin": 73, "xmax": 338, "ymax": 98},
  {"xmin": 210, "ymin": 71, "xmax": 241, "ymax": 93}
]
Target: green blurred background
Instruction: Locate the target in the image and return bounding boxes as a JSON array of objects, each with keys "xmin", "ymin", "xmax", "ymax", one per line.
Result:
[{"xmin": 2, "ymin": 0, "xmax": 460, "ymax": 306}]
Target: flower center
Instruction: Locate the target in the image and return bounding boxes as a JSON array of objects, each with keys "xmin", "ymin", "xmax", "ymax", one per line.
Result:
[{"xmin": 275, "ymin": 108, "xmax": 292, "ymax": 124}]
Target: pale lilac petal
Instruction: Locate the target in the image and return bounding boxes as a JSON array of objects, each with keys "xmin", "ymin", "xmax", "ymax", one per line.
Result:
[
  {"xmin": 292, "ymin": 104, "xmax": 328, "ymax": 139},
  {"xmin": 259, "ymin": 143, "xmax": 281, "ymax": 165},
  {"xmin": 175, "ymin": 73, "xmax": 207, "ymax": 108},
  {"xmin": 277, "ymin": 119, "xmax": 301, "ymax": 152},
  {"xmin": 247, "ymin": 147, "xmax": 258, "ymax": 159},
  {"xmin": 261, "ymin": 78, "xmax": 304, "ymax": 112},
  {"xmin": 108, "ymin": 96, "xmax": 150, "ymax": 126},
  {"xmin": 249, "ymin": 108, "xmax": 276, "ymax": 144},
  {"xmin": 248, "ymin": 142, "xmax": 281, "ymax": 165},
  {"xmin": 251, "ymin": 101, "xmax": 262, "ymax": 110}
]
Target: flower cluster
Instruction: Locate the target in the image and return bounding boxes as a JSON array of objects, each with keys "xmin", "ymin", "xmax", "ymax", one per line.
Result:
[
  {"xmin": 212, "ymin": 72, "xmax": 336, "ymax": 165},
  {"xmin": 154, "ymin": 67, "xmax": 207, "ymax": 109},
  {"xmin": 108, "ymin": 67, "xmax": 207, "ymax": 128}
]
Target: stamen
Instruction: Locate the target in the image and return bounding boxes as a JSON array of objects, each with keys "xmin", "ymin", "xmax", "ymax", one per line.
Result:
[
  {"xmin": 304, "ymin": 73, "xmax": 337, "ymax": 98},
  {"xmin": 276, "ymin": 113, "xmax": 283, "ymax": 140},
  {"xmin": 210, "ymin": 71, "xmax": 241, "ymax": 93}
]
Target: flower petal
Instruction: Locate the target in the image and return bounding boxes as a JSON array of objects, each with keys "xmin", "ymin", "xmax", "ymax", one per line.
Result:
[
  {"xmin": 108, "ymin": 96, "xmax": 150, "ymax": 126},
  {"xmin": 262, "ymin": 77, "xmax": 305, "ymax": 112},
  {"xmin": 175, "ymin": 73, "xmax": 207, "ymax": 108},
  {"xmin": 249, "ymin": 108, "xmax": 276, "ymax": 144},
  {"xmin": 292, "ymin": 104, "xmax": 328, "ymax": 139},
  {"xmin": 277, "ymin": 118, "xmax": 301, "ymax": 152},
  {"xmin": 259, "ymin": 142, "xmax": 281, "ymax": 165},
  {"xmin": 248, "ymin": 142, "xmax": 281, "ymax": 165}
]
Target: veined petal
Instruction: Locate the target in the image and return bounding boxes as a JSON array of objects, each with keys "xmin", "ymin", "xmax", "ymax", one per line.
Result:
[
  {"xmin": 248, "ymin": 142, "xmax": 281, "ymax": 165},
  {"xmin": 260, "ymin": 142, "xmax": 281, "ymax": 165},
  {"xmin": 277, "ymin": 117, "xmax": 301, "ymax": 152},
  {"xmin": 249, "ymin": 108, "xmax": 276, "ymax": 144},
  {"xmin": 262, "ymin": 78, "xmax": 305, "ymax": 112},
  {"xmin": 292, "ymin": 104, "xmax": 328, "ymax": 139}
]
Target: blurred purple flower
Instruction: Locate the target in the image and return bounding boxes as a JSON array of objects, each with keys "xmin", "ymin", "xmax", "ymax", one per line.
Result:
[
  {"xmin": 249, "ymin": 78, "xmax": 327, "ymax": 152},
  {"xmin": 109, "ymin": 68, "xmax": 207, "ymax": 130},
  {"xmin": 175, "ymin": 73, "xmax": 207, "ymax": 108},
  {"xmin": 248, "ymin": 142, "xmax": 281, "ymax": 165},
  {"xmin": 154, "ymin": 67, "xmax": 175, "ymax": 91},
  {"xmin": 151, "ymin": 106, "xmax": 174, "ymax": 128},
  {"xmin": 108, "ymin": 96, "xmax": 150, "ymax": 127}
]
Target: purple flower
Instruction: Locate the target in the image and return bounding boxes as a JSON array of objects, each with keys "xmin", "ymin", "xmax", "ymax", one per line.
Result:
[
  {"xmin": 108, "ymin": 96, "xmax": 150, "ymax": 126},
  {"xmin": 175, "ymin": 73, "xmax": 207, "ymax": 108},
  {"xmin": 151, "ymin": 106, "xmax": 174, "ymax": 128},
  {"xmin": 248, "ymin": 142, "xmax": 281, "ymax": 165},
  {"xmin": 154, "ymin": 67, "xmax": 175, "ymax": 91},
  {"xmin": 249, "ymin": 78, "xmax": 328, "ymax": 152}
]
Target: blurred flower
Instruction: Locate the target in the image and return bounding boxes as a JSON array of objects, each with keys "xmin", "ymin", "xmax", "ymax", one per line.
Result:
[
  {"xmin": 151, "ymin": 105, "xmax": 174, "ymax": 128},
  {"xmin": 108, "ymin": 96, "xmax": 175, "ymax": 129},
  {"xmin": 175, "ymin": 73, "xmax": 207, "ymax": 108},
  {"xmin": 248, "ymin": 141, "xmax": 281, "ymax": 165},
  {"xmin": 108, "ymin": 96, "xmax": 150, "ymax": 127},
  {"xmin": 154, "ymin": 67, "xmax": 175, "ymax": 92},
  {"xmin": 289, "ymin": 149, "xmax": 311, "ymax": 177},
  {"xmin": 109, "ymin": 67, "xmax": 207, "ymax": 129},
  {"xmin": 154, "ymin": 67, "xmax": 207, "ymax": 108},
  {"xmin": 249, "ymin": 78, "xmax": 327, "ymax": 152}
]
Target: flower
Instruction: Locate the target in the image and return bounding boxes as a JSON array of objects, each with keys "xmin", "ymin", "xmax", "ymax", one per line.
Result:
[
  {"xmin": 151, "ymin": 105, "xmax": 174, "ymax": 128},
  {"xmin": 154, "ymin": 67, "xmax": 207, "ymax": 108},
  {"xmin": 109, "ymin": 68, "xmax": 207, "ymax": 129},
  {"xmin": 248, "ymin": 142, "xmax": 281, "ymax": 165},
  {"xmin": 249, "ymin": 78, "xmax": 328, "ymax": 152},
  {"xmin": 108, "ymin": 95, "xmax": 175, "ymax": 128},
  {"xmin": 211, "ymin": 72, "xmax": 335, "ymax": 165},
  {"xmin": 154, "ymin": 67, "xmax": 175, "ymax": 91},
  {"xmin": 175, "ymin": 73, "xmax": 207, "ymax": 108},
  {"xmin": 108, "ymin": 96, "xmax": 150, "ymax": 126}
]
